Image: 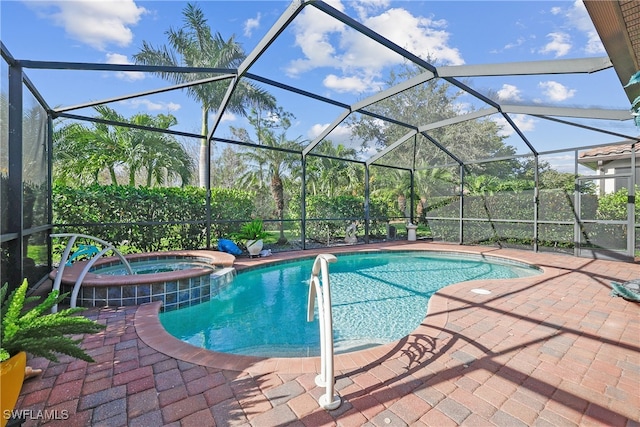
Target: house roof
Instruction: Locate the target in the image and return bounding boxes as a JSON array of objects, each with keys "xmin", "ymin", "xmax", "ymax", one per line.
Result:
[
  {"xmin": 577, "ymin": 141, "xmax": 639, "ymax": 170},
  {"xmin": 579, "ymin": 142, "xmax": 639, "ymax": 159}
]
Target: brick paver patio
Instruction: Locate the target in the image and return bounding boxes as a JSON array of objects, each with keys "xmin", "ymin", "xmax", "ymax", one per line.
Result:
[{"xmin": 13, "ymin": 242, "xmax": 640, "ymax": 426}]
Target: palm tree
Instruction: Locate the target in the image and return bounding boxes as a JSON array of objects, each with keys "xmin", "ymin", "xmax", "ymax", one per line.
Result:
[
  {"xmin": 54, "ymin": 107, "xmax": 193, "ymax": 187},
  {"xmin": 53, "ymin": 121, "xmax": 97, "ymax": 184},
  {"xmin": 127, "ymin": 113, "xmax": 194, "ymax": 187},
  {"xmin": 463, "ymin": 174, "xmax": 500, "ymax": 196},
  {"xmin": 305, "ymin": 141, "xmax": 362, "ymax": 197},
  {"xmin": 414, "ymin": 167, "xmax": 456, "ymax": 220},
  {"xmin": 231, "ymin": 107, "xmax": 304, "ymax": 244},
  {"xmin": 369, "ymin": 168, "xmax": 413, "ymax": 218},
  {"xmin": 133, "ymin": 2, "xmax": 275, "ymax": 188},
  {"xmin": 54, "ymin": 106, "xmax": 128, "ymax": 185}
]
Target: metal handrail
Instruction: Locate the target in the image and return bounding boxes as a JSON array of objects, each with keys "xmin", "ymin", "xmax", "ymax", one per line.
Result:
[
  {"xmin": 50, "ymin": 233, "xmax": 133, "ymax": 312},
  {"xmin": 307, "ymin": 253, "xmax": 341, "ymax": 410}
]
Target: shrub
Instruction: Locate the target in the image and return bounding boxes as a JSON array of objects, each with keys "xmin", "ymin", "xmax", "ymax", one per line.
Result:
[
  {"xmin": 53, "ymin": 184, "xmax": 254, "ymax": 253},
  {"xmin": 1, "ymin": 279, "xmax": 105, "ymax": 363}
]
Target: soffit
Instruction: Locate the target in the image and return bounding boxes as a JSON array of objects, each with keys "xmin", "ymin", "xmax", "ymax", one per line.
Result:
[{"xmin": 585, "ymin": 0, "xmax": 640, "ymax": 103}]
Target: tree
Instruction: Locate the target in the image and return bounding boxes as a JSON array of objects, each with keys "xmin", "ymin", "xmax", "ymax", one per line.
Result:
[
  {"xmin": 413, "ymin": 167, "xmax": 457, "ymax": 220},
  {"xmin": 370, "ymin": 168, "xmax": 412, "ymax": 218},
  {"xmin": 54, "ymin": 106, "xmax": 127, "ymax": 185},
  {"xmin": 347, "ymin": 63, "xmax": 518, "ymax": 175},
  {"xmin": 54, "ymin": 106, "xmax": 193, "ymax": 187},
  {"xmin": 133, "ymin": 2, "xmax": 275, "ymax": 188},
  {"xmin": 211, "ymin": 145, "xmax": 250, "ymax": 189},
  {"xmin": 305, "ymin": 141, "xmax": 362, "ymax": 197},
  {"xmin": 127, "ymin": 113, "xmax": 194, "ymax": 187},
  {"xmin": 230, "ymin": 107, "xmax": 304, "ymax": 244},
  {"xmin": 463, "ymin": 175, "xmax": 501, "ymax": 196}
]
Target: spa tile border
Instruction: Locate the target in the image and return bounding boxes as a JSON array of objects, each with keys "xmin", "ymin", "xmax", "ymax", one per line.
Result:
[{"xmin": 72, "ymin": 267, "xmax": 235, "ymax": 311}]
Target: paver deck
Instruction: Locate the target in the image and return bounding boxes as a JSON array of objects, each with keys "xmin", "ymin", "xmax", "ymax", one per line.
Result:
[{"xmin": 13, "ymin": 242, "xmax": 640, "ymax": 426}]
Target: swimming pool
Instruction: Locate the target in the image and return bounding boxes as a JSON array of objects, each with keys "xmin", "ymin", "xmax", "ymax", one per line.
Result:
[{"xmin": 159, "ymin": 251, "xmax": 540, "ymax": 357}]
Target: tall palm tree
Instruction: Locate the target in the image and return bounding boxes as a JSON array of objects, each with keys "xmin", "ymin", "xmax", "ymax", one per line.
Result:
[
  {"xmin": 240, "ymin": 133, "xmax": 303, "ymax": 244},
  {"xmin": 370, "ymin": 168, "xmax": 412, "ymax": 218},
  {"xmin": 133, "ymin": 2, "xmax": 275, "ymax": 187},
  {"xmin": 53, "ymin": 121, "xmax": 98, "ymax": 184}
]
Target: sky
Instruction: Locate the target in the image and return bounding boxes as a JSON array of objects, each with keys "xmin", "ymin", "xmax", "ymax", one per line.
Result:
[{"xmin": 1, "ymin": 0, "xmax": 637, "ymax": 170}]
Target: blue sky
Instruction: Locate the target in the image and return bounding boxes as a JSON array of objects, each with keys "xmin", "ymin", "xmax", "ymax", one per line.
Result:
[{"xmin": 1, "ymin": 0, "xmax": 636, "ymax": 168}]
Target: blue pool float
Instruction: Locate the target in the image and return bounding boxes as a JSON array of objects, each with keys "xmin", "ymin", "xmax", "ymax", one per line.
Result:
[{"xmin": 218, "ymin": 238, "xmax": 242, "ymax": 255}]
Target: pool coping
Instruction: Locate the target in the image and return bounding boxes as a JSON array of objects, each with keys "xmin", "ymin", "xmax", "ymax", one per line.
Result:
[
  {"xmin": 134, "ymin": 242, "xmax": 554, "ymax": 374},
  {"xmin": 49, "ymin": 249, "xmax": 236, "ymax": 286}
]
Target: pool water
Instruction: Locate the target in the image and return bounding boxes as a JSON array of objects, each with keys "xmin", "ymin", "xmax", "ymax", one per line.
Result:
[
  {"xmin": 92, "ymin": 259, "xmax": 216, "ymax": 275},
  {"xmin": 159, "ymin": 251, "xmax": 539, "ymax": 357}
]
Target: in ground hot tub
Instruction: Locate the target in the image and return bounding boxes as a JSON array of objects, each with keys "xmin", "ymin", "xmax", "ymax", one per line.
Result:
[{"xmin": 49, "ymin": 250, "xmax": 236, "ymax": 311}]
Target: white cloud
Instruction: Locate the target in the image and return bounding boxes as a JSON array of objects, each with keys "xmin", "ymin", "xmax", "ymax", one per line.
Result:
[
  {"xmin": 493, "ymin": 114, "xmax": 536, "ymax": 137},
  {"xmin": 308, "ymin": 122, "xmax": 349, "ymax": 140},
  {"xmin": 351, "ymin": 0, "xmax": 390, "ymax": 21},
  {"xmin": 244, "ymin": 13, "xmax": 261, "ymax": 37},
  {"xmin": 497, "ymin": 84, "xmax": 522, "ymax": 102},
  {"xmin": 539, "ymin": 80, "xmax": 576, "ymax": 102},
  {"xmin": 323, "ymin": 74, "xmax": 383, "ymax": 94},
  {"xmin": 583, "ymin": 31, "xmax": 605, "ymax": 55},
  {"xmin": 286, "ymin": 6, "xmax": 345, "ymax": 76},
  {"xmin": 105, "ymin": 53, "xmax": 145, "ymax": 81},
  {"xmin": 453, "ymin": 101, "xmax": 472, "ymax": 115},
  {"xmin": 539, "ymin": 32, "xmax": 572, "ymax": 57},
  {"xmin": 217, "ymin": 111, "xmax": 237, "ymax": 123},
  {"xmin": 121, "ymin": 98, "xmax": 181, "ymax": 112},
  {"xmin": 539, "ymin": 153, "xmax": 575, "ymax": 173},
  {"xmin": 565, "ymin": 0, "xmax": 598, "ymax": 33},
  {"xmin": 364, "ymin": 8, "xmax": 463, "ymax": 65},
  {"xmin": 503, "ymin": 37, "xmax": 526, "ymax": 51},
  {"xmin": 510, "ymin": 114, "xmax": 536, "ymax": 132},
  {"xmin": 286, "ymin": 2, "xmax": 462, "ymax": 94},
  {"xmin": 550, "ymin": 1, "xmax": 605, "ymax": 55},
  {"xmin": 566, "ymin": 0, "xmax": 605, "ymax": 54},
  {"xmin": 27, "ymin": 0, "xmax": 147, "ymax": 51},
  {"xmin": 307, "ymin": 122, "xmax": 371, "ymax": 158}
]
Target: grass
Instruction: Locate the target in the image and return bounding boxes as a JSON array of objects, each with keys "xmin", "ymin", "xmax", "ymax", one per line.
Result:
[{"xmin": 26, "ymin": 244, "xmax": 48, "ymax": 264}]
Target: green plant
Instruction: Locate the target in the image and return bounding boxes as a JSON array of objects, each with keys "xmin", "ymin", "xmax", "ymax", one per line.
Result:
[
  {"xmin": 0, "ymin": 279, "xmax": 105, "ymax": 363},
  {"xmin": 53, "ymin": 184, "xmax": 256, "ymax": 253},
  {"xmin": 597, "ymin": 187, "xmax": 630, "ymax": 220},
  {"xmin": 235, "ymin": 219, "xmax": 269, "ymax": 242}
]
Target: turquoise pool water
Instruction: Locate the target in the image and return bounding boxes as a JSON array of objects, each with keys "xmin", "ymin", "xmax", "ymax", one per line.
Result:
[
  {"xmin": 159, "ymin": 251, "xmax": 539, "ymax": 357},
  {"xmin": 92, "ymin": 259, "xmax": 215, "ymax": 275}
]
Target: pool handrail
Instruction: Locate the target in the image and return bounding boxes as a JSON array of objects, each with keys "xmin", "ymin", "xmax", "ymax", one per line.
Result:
[
  {"xmin": 307, "ymin": 253, "xmax": 341, "ymax": 410},
  {"xmin": 50, "ymin": 233, "xmax": 134, "ymax": 313}
]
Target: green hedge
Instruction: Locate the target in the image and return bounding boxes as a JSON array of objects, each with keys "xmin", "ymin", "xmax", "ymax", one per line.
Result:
[
  {"xmin": 52, "ymin": 184, "xmax": 638, "ymax": 253},
  {"xmin": 53, "ymin": 184, "xmax": 254, "ymax": 253},
  {"xmin": 288, "ymin": 194, "xmax": 392, "ymax": 242},
  {"xmin": 424, "ymin": 188, "xmax": 634, "ymax": 249}
]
